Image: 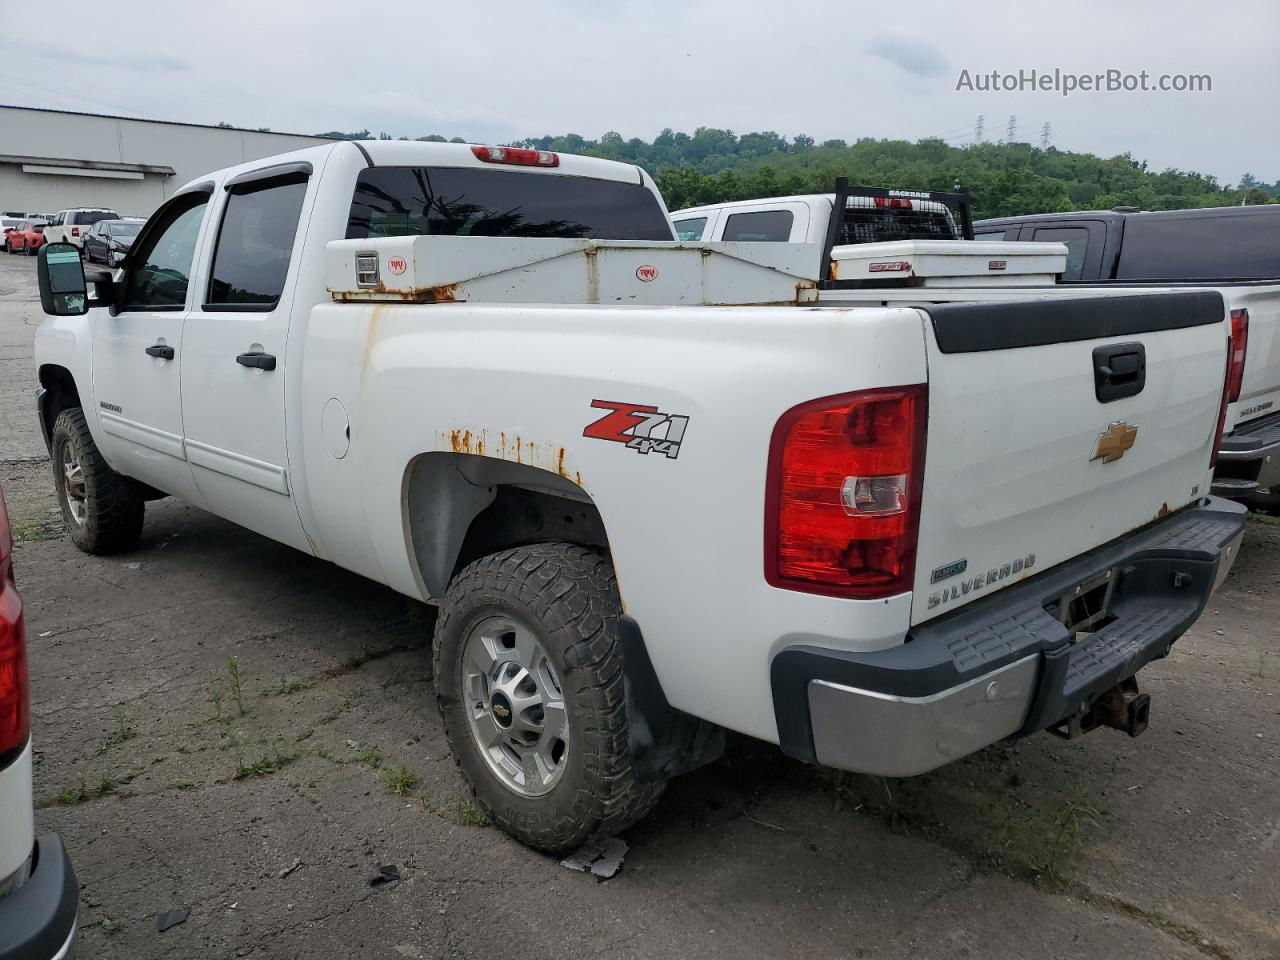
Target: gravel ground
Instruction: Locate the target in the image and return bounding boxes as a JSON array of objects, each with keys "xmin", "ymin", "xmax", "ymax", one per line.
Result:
[{"xmin": 1, "ymin": 251, "xmax": 1277, "ymax": 959}]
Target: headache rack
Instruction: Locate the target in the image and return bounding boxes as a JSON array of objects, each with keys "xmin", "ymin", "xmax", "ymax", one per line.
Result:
[{"xmin": 819, "ymin": 179, "xmax": 976, "ymax": 289}]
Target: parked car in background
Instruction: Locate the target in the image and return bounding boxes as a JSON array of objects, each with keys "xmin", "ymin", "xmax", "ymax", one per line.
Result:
[
  {"xmin": 1, "ymin": 218, "xmax": 23, "ymax": 239},
  {"xmin": 0, "ymin": 484, "xmax": 79, "ymax": 960},
  {"xmin": 5, "ymin": 221, "xmax": 46, "ymax": 256},
  {"xmin": 82, "ymin": 218, "xmax": 144, "ymax": 266},
  {"xmin": 43, "ymin": 209, "xmax": 118, "ymax": 251},
  {"xmin": 976, "ymin": 204, "xmax": 1280, "ymax": 501}
]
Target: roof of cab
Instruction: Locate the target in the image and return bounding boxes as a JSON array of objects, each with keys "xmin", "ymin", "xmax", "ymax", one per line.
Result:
[{"xmin": 173, "ymin": 140, "xmax": 650, "ymax": 197}]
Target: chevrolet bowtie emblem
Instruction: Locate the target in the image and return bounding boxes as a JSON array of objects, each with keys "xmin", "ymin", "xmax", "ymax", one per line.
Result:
[{"xmin": 1091, "ymin": 421, "xmax": 1138, "ymax": 463}]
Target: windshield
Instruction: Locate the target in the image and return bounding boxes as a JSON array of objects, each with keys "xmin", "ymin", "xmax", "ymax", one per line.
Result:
[
  {"xmin": 346, "ymin": 167, "xmax": 674, "ymax": 241},
  {"xmin": 108, "ymin": 222, "xmax": 143, "ymax": 237}
]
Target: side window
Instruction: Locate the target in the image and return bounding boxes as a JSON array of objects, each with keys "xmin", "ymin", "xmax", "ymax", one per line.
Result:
[
  {"xmin": 975, "ymin": 229, "xmax": 1013, "ymax": 241},
  {"xmin": 205, "ymin": 177, "xmax": 307, "ymax": 309},
  {"xmin": 722, "ymin": 210, "xmax": 794, "ymax": 242},
  {"xmin": 1030, "ymin": 227, "xmax": 1090, "ymax": 281},
  {"xmin": 673, "ymin": 217, "xmax": 708, "ymax": 241},
  {"xmin": 122, "ymin": 196, "xmax": 209, "ymax": 310}
]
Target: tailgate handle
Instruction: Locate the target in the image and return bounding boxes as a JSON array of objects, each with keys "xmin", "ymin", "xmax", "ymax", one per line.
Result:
[{"xmin": 1093, "ymin": 342, "xmax": 1146, "ymax": 402}]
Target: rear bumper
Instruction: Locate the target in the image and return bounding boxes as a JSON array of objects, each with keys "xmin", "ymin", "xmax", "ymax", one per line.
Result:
[
  {"xmin": 1213, "ymin": 411, "xmax": 1280, "ymax": 497},
  {"xmin": 771, "ymin": 496, "xmax": 1246, "ymax": 777},
  {"xmin": 0, "ymin": 835, "xmax": 78, "ymax": 960}
]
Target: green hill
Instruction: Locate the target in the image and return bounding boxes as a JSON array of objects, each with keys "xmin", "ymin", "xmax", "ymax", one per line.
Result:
[{"xmin": 318, "ymin": 127, "xmax": 1279, "ymax": 219}]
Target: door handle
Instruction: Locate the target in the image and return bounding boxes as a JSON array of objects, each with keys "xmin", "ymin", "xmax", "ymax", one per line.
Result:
[
  {"xmin": 236, "ymin": 351, "xmax": 277, "ymax": 371},
  {"xmin": 1093, "ymin": 342, "xmax": 1145, "ymax": 402},
  {"xmin": 145, "ymin": 344, "xmax": 175, "ymax": 360}
]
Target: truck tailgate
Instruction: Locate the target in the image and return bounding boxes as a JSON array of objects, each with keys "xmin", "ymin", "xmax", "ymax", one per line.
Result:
[{"xmin": 912, "ymin": 291, "xmax": 1227, "ymax": 625}]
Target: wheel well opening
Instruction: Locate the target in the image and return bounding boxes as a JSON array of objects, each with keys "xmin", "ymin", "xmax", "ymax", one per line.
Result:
[
  {"xmin": 38, "ymin": 365, "xmax": 81, "ymax": 447},
  {"xmin": 403, "ymin": 453, "xmax": 610, "ymax": 600},
  {"xmin": 453, "ymin": 485, "xmax": 610, "ymax": 579}
]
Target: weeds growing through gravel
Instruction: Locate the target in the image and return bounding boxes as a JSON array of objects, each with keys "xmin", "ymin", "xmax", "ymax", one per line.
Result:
[
  {"xmin": 273, "ymin": 677, "xmax": 307, "ymax": 696},
  {"xmin": 101, "ymin": 706, "xmax": 137, "ymax": 751},
  {"xmin": 382, "ymin": 764, "xmax": 417, "ymax": 796},
  {"xmin": 442, "ymin": 798, "xmax": 488, "ymax": 827},
  {"xmin": 57, "ymin": 774, "xmax": 118, "ymax": 805},
  {"xmin": 227, "ymin": 656, "xmax": 246, "ymax": 716}
]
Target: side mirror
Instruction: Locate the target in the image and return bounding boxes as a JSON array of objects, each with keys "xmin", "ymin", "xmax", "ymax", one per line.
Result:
[{"xmin": 37, "ymin": 243, "xmax": 89, "ymax": 316}]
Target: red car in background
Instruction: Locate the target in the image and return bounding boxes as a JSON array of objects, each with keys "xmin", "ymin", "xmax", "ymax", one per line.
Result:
[{"xmin": 5, "ymin": 221, "xmax": 47, "ymax": 256}]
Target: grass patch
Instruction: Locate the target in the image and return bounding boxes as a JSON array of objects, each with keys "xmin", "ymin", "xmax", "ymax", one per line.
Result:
[
  {"xmin": 57, "ymin": 774, "xmax": 118, "ymax": 806},
  {"xmin": 172, "ymin": 779, "xmax": 196, "ymax": 791},
  {"xmin": 10, "ymin": 518, "xmax": 53, "ymax": 543},
  {"xmin": 232, "ymin": 752, "xmax": 295, "ymax": 781},
  {"xmin": 441, "ymin": 798, "xmax": 488, "ymax": 827},
  {"xmin": 271, "ymin": 677, "xmax": 308, "ymax": 696},
  {"xmin": 382, "ymin": 764, "xmax": 417, "ymax": 797},
  {"xmin": 98, "ymin": 706, "xmax": 137, "ymax": 754},
  {"xmin": 993, "ymin": 784, "xmax": 1105, "ymax": 883},
  {"xmin": 225, "ymin": 731, "xmax": 295, "ymax": 781},
  {"xmin": 359, "ymin": 745, "xmax": 383, "ymax": 769}
]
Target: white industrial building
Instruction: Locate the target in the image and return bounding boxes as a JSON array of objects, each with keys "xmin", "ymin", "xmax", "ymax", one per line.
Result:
[{"xmin": 0, "ymin": 105, "xmax": 334, "ymax": 217}]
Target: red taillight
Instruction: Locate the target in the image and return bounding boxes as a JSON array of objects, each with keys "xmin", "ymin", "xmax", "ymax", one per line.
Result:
[
  {"xmin": 874, "ymin": 197, "xmax": 913, "ymax": 209},
  {"xmin": 1227, "ymin": 308, "xmax": 1249, "ymax": 403},
  {"xmin": 765, "ymin": 386, "xmax": 927, "ymax": 598},
  {"xmin": 0, "ymin": 486, "xmax": 30, "ymax": 758},
  {"xmin": 71, "ymin": 227, "xmax": 80, "ymax": 237},
  {"xmin": 470, "ymin": 145, "xmax": 559, "ymax": 168}
]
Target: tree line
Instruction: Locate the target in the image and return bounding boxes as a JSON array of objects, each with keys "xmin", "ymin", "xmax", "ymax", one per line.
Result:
[{"xmin": 315, "ymin": 127, "xmax": 1280, "ymax": 219}]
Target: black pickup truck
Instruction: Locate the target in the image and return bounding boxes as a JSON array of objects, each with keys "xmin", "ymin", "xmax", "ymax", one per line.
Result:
[
  {"xmin": 974, "ymin": 203, "xmax": 1280, "ymax": 283},
  {"xmin": 976, "ymin": 203, "xmax": 1280, "ymax": 502}
]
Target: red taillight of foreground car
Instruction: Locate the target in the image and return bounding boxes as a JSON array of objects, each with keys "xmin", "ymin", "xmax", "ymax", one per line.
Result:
[
  {"xmin": 0, "ymin": 485, "xmax": 30, "ymax": 761},
  {"xmin": 765, "ymin": 385, "xmax": 927, "ymax": 599},
  {"xmin": 1227, "ymin": 308, "xmax": 1249, "ymax": 403}
]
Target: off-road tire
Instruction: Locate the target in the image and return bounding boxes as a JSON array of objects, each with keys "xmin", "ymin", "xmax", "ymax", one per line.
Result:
[
  {"xmin": 51, "ymin": 407, "xmax": 145, "ymax": 554},
  {"xmin": 434, "ymin": 542, "xmax": 665, "ymax": 853}
]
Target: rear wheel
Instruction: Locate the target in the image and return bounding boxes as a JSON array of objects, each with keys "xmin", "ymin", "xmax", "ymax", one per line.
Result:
[
  {"xmin": 434, "ymin": 542, "xmax": 664, "ymax": 853},
  {"xmin": 51, "ymin": 407, "xmax": 145, "ymax": 554},
  {"xmin": 25, "ymin": 242, "xmax": 35, "ymax": 257}
]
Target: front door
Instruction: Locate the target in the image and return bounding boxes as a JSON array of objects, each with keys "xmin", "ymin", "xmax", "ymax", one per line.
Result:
[
  {"xmin": 89, "ymin": 189, "xmax": 211, "ymax": 502},
  {"xmin": 179, "ymin": 165, "xmax": 314, "ymax": 552}
]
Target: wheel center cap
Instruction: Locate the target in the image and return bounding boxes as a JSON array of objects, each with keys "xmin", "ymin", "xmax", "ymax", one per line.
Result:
[{"xmin": 490, "ymin": 692, "xmax": 513, "ymax": 728}]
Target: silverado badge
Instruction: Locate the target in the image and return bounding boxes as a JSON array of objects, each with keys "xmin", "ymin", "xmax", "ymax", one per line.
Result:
[{"xmin": 1091, "ymin": 421, "xmax": 1138, "ymax": 463}]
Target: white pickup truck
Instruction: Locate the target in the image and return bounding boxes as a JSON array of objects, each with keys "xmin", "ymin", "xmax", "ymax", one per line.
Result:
[{"xmin": 32, "ymin": 141, "xmax": 1245, "ymax": 853}]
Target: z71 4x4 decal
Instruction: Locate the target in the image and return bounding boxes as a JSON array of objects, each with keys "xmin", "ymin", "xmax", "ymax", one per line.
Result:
[{"xmin": 583, "ymin": 400, "xmax": 689, "ymax": 459}]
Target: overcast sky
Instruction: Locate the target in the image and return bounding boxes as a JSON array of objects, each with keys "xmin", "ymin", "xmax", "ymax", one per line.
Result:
[{"xmin": 2, "ymin": 0, "xmax": 1276, "ymax": 185}]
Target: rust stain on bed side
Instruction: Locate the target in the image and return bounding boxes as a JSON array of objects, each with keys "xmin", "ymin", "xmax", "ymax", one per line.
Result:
[{"xmin": 441, "ymin": 431, "xmax": 580, "ymax": 486}]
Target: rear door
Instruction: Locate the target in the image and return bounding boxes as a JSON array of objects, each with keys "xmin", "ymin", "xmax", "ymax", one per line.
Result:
[
  {"xmin": 179, "ymin": 162, "xmax": 314, "ymax": 552},
  {"xmin": 911, "ymin": 291, "xmax": 1227, "ymax": 624}
]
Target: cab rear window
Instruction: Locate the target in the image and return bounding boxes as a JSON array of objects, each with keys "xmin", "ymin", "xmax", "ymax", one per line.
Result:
[
  {"xmin": 345, "ymin": 167, "xmax": 674, "ymax": 241},
  {"xmin": 69, "ymin": 211, "xmax": 118, "ymax": 226}
]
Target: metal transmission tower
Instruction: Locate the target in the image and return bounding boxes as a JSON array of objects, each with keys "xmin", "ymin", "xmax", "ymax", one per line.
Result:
[
  {"xmin": 1039, "ymin": 122, "xmax": 1052, "ymax": 149},
  {"xmin": 1004, "ymin": 115, "xmax": 1017, "ymax": 144},
  {"xmin": 974, "ymin": 114, "xmax": 984, "ymax": 143}
]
